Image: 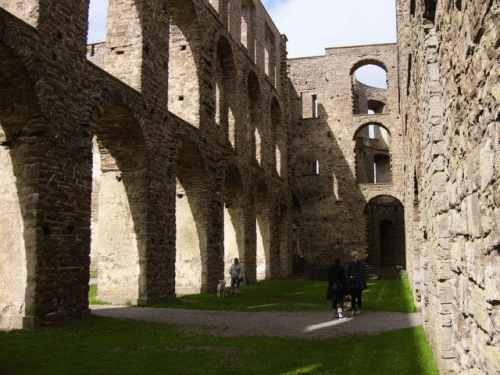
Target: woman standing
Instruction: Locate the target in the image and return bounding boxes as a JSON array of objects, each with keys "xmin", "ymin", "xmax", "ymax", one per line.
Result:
[
  {"xmin": 326, "ymin": 258, "xmax": 347, "ymax": 319},
  {"xmin": 347, "ymin": 251, "xmax": 367, "ymax": 315}
]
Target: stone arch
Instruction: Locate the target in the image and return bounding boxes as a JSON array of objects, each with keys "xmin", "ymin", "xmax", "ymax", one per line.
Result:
[
  {"xmin": 215, "ymin": 35, "xmax": 237, "ymax": 147},
  {"xmin": 0, "ymin": 43, "xmax": 42, "ymax": 328},
  {"xmin": 167, "ymin": 0, "xmax": 201, "ymax": 128},
  {"xmin": 221, "ymin": 162, "xmax": 246, "ymax": 280},
  {"xmin": 364, "ymin": 195, "xmax": 405, "ymax": 278},
  {"xmin": 90, "ymin": 102, "xmax": 150, "ymax": 305},
  {"xmin": 271, "ymin": 97, "xmax": 284, "ymax": 177},
  {"xmin": 353, "ymin": 122, "xmax": 392, "ymax": 184},
  {"xmin": 171, "ymin": 138, "xmax": 211, "ymax": 294},
  {"xmin": 350, "ymin": 59, "xmax": 389, "ymax": 114},
  {"xmin": 247, "ymin": 70, "xmax": 262, "ymax": 163},
  {"xmin": 255, "ymin": 179, "xmax": 271, "ymax": 280}
]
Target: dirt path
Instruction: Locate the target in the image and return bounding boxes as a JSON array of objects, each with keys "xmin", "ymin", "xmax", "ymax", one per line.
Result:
[{"xmin": 91, "ymin": 306, "xmax": 422, "ymax": 339}]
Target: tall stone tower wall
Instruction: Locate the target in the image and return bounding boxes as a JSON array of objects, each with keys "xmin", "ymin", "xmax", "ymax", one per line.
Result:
[
  {"xmin": 287, "ymin": 44, "xmax": 405, "ymax": 270},
  {"xmin": 397, "ymin": 0, "xmax": 500, "ymax": 373}
]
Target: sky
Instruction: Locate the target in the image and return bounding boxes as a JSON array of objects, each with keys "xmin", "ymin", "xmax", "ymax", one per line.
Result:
[{"xmin": 87, "ymin": 0, "xmax": 397, "ymax": 87}]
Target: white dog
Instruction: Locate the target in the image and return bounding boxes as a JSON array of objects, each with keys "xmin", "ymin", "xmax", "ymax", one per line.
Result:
[{"xmin": 217, "ymin": 279, "xmax": 227, "ymax": 297}]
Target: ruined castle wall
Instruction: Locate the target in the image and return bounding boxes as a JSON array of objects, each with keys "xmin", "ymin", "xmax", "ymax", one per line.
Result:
[
  {"xmin": 0, "ymin": 0, "xmax": 293, "ymax": 327},
  {"xmin": 288, "ymin": 44, "xmax": 404, "ymax": 266},
  {"xmin": 398, "ymin": 0, "xmax": 500, "ymax": 373}
]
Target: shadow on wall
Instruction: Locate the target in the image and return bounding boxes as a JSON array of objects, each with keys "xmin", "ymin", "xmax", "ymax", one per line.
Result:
[{"xmin": 291, "ymin": 98, "xmax": 405, "ymax": 278}]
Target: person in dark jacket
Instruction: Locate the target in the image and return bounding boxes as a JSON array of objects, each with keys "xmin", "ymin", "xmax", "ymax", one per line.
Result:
[
  {"xmin": 326, "ymin": 258, "xmax": 347, "ymax": 319},
  {"xmin": 347, "ymin": 251, "xmax": 367, "ymax": 315}
]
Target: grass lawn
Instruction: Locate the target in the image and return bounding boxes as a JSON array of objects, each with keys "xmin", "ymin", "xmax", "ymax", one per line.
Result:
[
  {"xmin": 95, "ymin": 275, "xmax": 414, "ymax": 313},
  {"xmin": 0, "ymin": 316, "xmax": 438, "ymax": 375},
  {"xmin": 1, "ymin": 276, "xmax": 434, "ymax": 374}
]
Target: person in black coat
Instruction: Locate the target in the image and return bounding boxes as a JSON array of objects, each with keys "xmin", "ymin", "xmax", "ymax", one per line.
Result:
[
  {"xmin": 326, "ymin": 258, "xmax": 347, "ymax": 319},
  {"xmin": 347, "ymin": 251, "xmax": 367, "ymax": 315}
]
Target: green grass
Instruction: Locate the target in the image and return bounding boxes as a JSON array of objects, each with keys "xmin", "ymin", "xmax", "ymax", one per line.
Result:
[
  {"xmin": 88, "ymin": 284, "xmax": 107, "ymax": 305},
  {"xmin": 143, "ymin": 275, "xmax": 416, "ymax": 313},
  {"xmin": 0, "ymin": 315, "xmax": 439, "ymax": 375}
]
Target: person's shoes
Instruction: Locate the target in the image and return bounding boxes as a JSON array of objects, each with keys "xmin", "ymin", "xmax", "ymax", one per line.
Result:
[
  {"xmin": 337, "ymin": 308, "xmax": 346, "ymax": 319},
  {"xmin": 356, "ymin": 309, "xmax": 361, "ymax": 315},
  {"xmin": 351, "ymin": 309, "xmax": 356, "ymax": 316}
]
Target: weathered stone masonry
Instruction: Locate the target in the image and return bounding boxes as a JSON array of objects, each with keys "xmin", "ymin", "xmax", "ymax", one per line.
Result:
[
  {"xmin": 397, "ymin": 0, "xmax": 500, "ymax": 373},
  {"xmin": 0, "ymin": 0, "xmax": 293, "ymax": 328},
  {"xmin": 1, "ymin": 1, "xmax": 500, "ymax": 374},
  {"xmin": 287, "ymin": 44, "xmax": 406, "ymax": 275}
]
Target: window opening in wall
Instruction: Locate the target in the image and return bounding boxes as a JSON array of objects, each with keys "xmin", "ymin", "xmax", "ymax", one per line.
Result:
[
  {"xmin": 407, "ymin": 55, "xmax": 412, "ymax": 95},
  {"xmin": 333, "ymin": 173, "xmax": 340, "ymax": 201},
  {"xmin": 300, "ymin": 90, "xmax": 318, "ymax": 119},
  {"xmin": 312, "ymin": 95, "xmax": 318, "ymax": 118},
  {"xmin": 88, "ymin": 0, "xmax": 108, "ymax": 43},
  {"xmin": 367, "ymin": 100, "xmax": 385, "ymax": 114},
  {"xmin": 410, "ymin": 0, "xmax": 416, "ymax": 17},
  {"xmin": 423, "ymin": 0, "xmax": 437, "ymax": 23},
  {"xmin": 352, "ymin": 63, "xmax": 388, "ymax": 115},
  {"xmin": 313, "ymin": 160, "xmax": 320, "ymax": 175},
  {"xmin": 265, "ymin": 25, "xmax": 276, "ymax": 85},
  {"xmin": 355, "ymin": 124, "xmax": 392, "ymax": 184},
  {"xmin": 215, "ymin": 82, "xmax": 221, "ymax": 125},
  {"xmin": 255, "ymin": 128, "xmax": 262, "ymax": 165},
  {"xmin": 354, "ymin": 64, "xmax": 387, "ymax": 89}
]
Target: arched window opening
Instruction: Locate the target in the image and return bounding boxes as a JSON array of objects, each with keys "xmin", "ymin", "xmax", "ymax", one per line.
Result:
[
  {"xmin": 352, "ymin": 63, "xmax": 388, "ymax": 115},
  {"xmin": 355, "ymin": 124, "xmax": 392, "ymax": 184}
]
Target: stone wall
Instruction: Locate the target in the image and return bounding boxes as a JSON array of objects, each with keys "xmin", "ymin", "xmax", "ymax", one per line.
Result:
[
  {"xmin": 287, "ymin": 44, "xmax": 405, "ymax": 271},
  {"xmin": 397, "ymin": 0, "xmax": 500, "ymax": 373},
  {"xmin": 0, "ymin": 0, "xmax": 293, "ymax": 328}
]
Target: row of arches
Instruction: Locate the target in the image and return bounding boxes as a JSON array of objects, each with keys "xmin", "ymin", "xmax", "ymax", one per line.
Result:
[{"xmin": 0, "ymin": 34, "xmax": 289, "ymax": 327}]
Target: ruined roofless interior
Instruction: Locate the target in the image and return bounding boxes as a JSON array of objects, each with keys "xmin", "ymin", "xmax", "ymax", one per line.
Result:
[{"xmin": 0, "ymin": 0, "xmax": 499, "ymax": 373}]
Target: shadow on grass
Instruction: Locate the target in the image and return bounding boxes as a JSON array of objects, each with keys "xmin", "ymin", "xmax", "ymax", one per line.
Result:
[{"xmin": 0, "ymin": 316, "xmax": 438, "ymax": 375}]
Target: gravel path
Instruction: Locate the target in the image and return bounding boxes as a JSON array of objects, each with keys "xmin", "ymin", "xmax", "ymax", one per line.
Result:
[{"xmin": 91, "ymin": 306, "xmax": 422, "ymax": 339}]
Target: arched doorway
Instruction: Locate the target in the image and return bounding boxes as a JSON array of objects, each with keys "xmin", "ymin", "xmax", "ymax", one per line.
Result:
[{"xmin": 364, "ymin": 195, "xmax": 405, "ymax": 278}]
